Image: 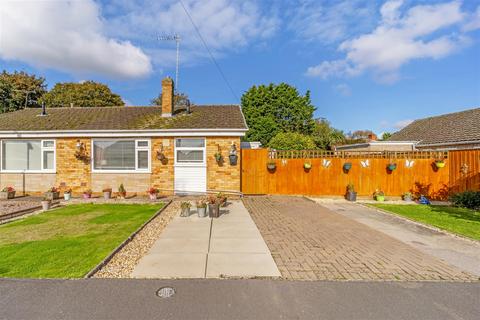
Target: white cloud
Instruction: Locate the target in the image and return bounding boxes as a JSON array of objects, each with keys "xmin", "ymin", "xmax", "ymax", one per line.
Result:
[
  {"xmin": 394, "ymin": 119, "xmax": 414, "ymax": 129},
  {"xmin": 334, "ymin": 84, "xmax": 352, "ymax": 96},
  {"xmin": 288, "ymin": 0, "xmax": 376, "ymax": 43},
  {"xmin": 306, "ymin": 1, "xmax": 475, "ymax": 83},
  {"xmin": 102, "ymin": 0, "xmax": 279, "ymax": 66},
  {"xmin": 0, "ymin": 0, "xmax": 152, "ymax": 79}
]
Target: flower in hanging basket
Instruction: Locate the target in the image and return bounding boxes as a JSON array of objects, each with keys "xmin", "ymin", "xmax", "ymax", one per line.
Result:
[
  {"xmin": 267, "ymin": 160, "xmax": 276, "ymax": 170},
  {"xmin": 343, "ymin": 162, "xmax": 352, "ymax": 171},
  {"xmin": 303, "ymin": 162, "xmax": 312, "ymax": 170},
  {"xmin": 435, "ymin": 160, "xmax": 445, "ymax": 168},
  {"xmin": 387, "ymin": 163, "xmax": 397, "ymax": 171},
  {"xmin": 214, "ymin": 152, "xmax": 223, "ymax": 163}
]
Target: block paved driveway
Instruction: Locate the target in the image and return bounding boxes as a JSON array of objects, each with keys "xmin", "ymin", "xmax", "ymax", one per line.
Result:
[{"xmin": 243, "ymin": 196, "xmax": 476, "ymax": 281}]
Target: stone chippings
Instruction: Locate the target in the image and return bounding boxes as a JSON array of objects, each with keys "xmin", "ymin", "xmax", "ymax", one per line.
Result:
[
  {"xmin": 93, "ymin": 201, "xmax": 180, "ymax": 278},
  {"xmin": 244, "ymin": 196, "xmax": 477, "ymax": 282},
  {"xmin": 0, "ymin": 200, "xmax": 41, "ymax": 217}
]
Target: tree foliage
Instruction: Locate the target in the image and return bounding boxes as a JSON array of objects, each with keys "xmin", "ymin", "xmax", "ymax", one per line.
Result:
[
  {"xmin": 151, "ymin": 92, "xmax": 190, "ymax": 107},
  {"xmin": 380, "ymin": 132, "xmax": 392, "ymax": 140},
  {"xmin": 268, "ymin": 132, "xmax": 316, "ymax": 150},
  {"xmin": 41, "ymin": 81, "xmax": 124, "ymax": 108},
  {"xmin": 311, "ymin": 119, "xmax": 346, "ymax": 150},
  {"xmin": 241, "ymin": 83, "xmax": 316, "ymax": 146},
  {"xmin": 0, "ymin": 71, "xmax": 47, "ymax": 113}
]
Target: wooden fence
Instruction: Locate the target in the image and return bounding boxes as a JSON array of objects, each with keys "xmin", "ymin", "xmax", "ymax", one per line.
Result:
[{"xmin": 241, "ymin": 149, "xmax": 478, "ymax": 200}]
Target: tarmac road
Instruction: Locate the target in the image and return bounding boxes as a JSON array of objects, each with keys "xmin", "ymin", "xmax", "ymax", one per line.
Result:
[{"xmin": 1, "ymin": 279, "xmax": 479, "ymax": 320}]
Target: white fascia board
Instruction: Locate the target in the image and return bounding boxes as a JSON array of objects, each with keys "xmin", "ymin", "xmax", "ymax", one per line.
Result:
[{"xmin": 0, "ymin": 129, "xmax": 247, "ymax": 138}]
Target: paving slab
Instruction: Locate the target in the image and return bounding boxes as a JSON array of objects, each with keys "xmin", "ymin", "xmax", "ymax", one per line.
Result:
[
  {"xmin": 131, "ymin": 253, "xmax": 206, "ymax": 279},
  {"xmin": 209, "ymin": 238, "xmax": 270, "ymax": 254},
  {"xmin": 131, "ymin": 200, "xmax": 280, "ymax": 279},
  {"xmin": 206, "ymin": 253, "xmax": 281, "ymax": 278}
]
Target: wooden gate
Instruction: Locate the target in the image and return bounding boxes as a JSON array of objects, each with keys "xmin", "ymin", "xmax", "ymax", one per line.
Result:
[{"xmin": 449, "ymin": 150, "xmax": 480, "ymax": 193}]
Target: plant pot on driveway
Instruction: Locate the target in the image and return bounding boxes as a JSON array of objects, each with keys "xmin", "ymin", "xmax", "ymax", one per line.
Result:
[
  {"xmin": 346, "ymin": 191, "xmax": 357, "ymax": 202},
  {"xmin": 44, "ymin": 192, "xmax": 59, "ymax": 201},
  {"xmin": 64, "ymin": 193, "xmax": 71, "ymax": 201},
  {"xmin": 41, "ymin": 200, "xmax": 51, "ymax": 211},
  {"xmin": 197, "ymin": 207, "xmax": 207, "ymax": 218},
  {"xmin": 208, "ymin": 203, "xmax": 220, "ymax": 218},
  {"xmin": 0, "ymin": 191, "xmax": 15, "ymax": 199}
]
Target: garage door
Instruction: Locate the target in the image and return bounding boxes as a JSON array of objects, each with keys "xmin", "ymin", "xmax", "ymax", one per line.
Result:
[{"xmin": 174, "ymin": 138, "xmax": 207, "ymax": 194}]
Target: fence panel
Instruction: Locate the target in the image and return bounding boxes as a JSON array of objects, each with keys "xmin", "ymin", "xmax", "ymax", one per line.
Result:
[
  {"xmin": 241, "ymin": 149, "xmax": 451, "ymax": 199},
  {"xmin": 449, "ymin": 150, "xmax": 480, "ymax": 193}
]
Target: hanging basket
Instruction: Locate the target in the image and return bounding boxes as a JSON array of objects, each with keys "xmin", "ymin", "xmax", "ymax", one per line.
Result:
[
  {"xmin": 343, "ymin": 162, "xmax": 352, "ymax": 171},
  {"xmin": 387, "ymin": 163, "xmax": 397, "ymax": 171},
  {"xmin": 435, "ymin": 161, "xmax": 445, "ymax": 168}
]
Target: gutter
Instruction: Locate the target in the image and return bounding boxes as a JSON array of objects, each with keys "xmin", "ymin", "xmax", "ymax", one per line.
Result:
[{"xmin": 417, "ymin": 140, "xmax": 480, "ymax": 148}]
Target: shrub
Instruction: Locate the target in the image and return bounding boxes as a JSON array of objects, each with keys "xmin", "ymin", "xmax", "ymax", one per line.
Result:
[
  {"xmin": 449, "ymin": 191, "xmax": 480, "ymax": 210},
  {"xmin": 268, "ymin": 132, "xmax": 316, "ymax": 150}
]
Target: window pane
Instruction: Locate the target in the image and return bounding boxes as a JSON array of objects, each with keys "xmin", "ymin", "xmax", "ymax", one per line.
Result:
[
  {"xmin": 94, "ymin": 140, "xmax": 135, "ymax": 170},
  {"xmin": 137, "ymin": 150, "xmax": 149, "ymax": 169},
  {"xmin": 43, "ymin": 141, "xmax": 54, "ymax": 148},
  {"xmin": 43, "ymin": 151, "xmax": 54, "ymax": 170},
  {"xmin": 2, "ymin": 140, "xmax": 41, "ymax": 170},
  {"xmin": 177, "ymin": 150, "xmax": 203, "ymax": 162},
  {"xmin": 176, "ymin": 139, "xmax": 204, "ymax": 148},
  {"xmin": 137, "ymin": 140, "xmax": 149, "ymax": 147}
]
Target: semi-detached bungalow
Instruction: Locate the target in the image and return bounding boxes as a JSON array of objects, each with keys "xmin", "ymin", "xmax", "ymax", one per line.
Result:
[{"xmin": 0, "ymin": 78, "xmax": 247, "ymax": 196}]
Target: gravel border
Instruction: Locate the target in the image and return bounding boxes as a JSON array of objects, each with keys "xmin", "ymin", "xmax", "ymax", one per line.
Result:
[{"xmin": 92, "ymin": 201, "xmax": 180, "ymax": 278}]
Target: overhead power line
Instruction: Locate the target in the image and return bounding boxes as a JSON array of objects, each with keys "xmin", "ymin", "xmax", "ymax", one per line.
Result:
[{"xmin": 177, "ymin": 0, "xmax": 239, "ymax": 101}]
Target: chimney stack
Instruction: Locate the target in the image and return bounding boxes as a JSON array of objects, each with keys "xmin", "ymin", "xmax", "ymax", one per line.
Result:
[
  {"xmin": 161, "ymin": 77, "xmax": 174, "ymax": 117},
  {"xmin": 368, "ymin": 133, "xmax": 378, "ymax": 141}
]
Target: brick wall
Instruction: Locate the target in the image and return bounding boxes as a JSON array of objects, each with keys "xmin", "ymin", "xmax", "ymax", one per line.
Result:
[
  {"xmin": 206, "ymin": 137, "xmax": 241, "ymax": 193},
  {"xmin": 0, "ymin": 173, "xmax": 56, "ymax": 194},
  {"xmin": 151, "ymin": 137, "xmax": 175, "ymax": 195},
  {"xmin": 55, "ymin": 138, "xmax": 91, "ymax": 194}
]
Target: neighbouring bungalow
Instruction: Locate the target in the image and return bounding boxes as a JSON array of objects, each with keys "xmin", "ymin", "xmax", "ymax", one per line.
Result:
[
  {"xmin": 335, "ymin": 107, "xmax": 480, "ymax": 152},
  {"xmin": 0, "ymin": 78, "xmax": 247, "ymax": 196}
]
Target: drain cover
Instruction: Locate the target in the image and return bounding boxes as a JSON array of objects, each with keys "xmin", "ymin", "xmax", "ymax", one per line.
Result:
[{"xmin": 156, "ymin": 287, "xmax": 175, "ymax": 298}]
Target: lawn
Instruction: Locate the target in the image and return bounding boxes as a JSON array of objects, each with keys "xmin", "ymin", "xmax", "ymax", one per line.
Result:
[
  {"xmin": 0, "ymin": 203, "xmax": 163, "ymax": 278},
  {"xmin": 369, "ymin": 204, "xmax": 480, "ymax": 241}
]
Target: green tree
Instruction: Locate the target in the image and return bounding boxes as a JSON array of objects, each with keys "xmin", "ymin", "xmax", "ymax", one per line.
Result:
[
  {"xmin": 241, "ymin": 83, "xmax": 316, "ymax": 146},
  {"xmin": 268, "ymin": 132, "xmax": 316, "ymax": 150},
  {"xmin": 381, "ymin": 132, "xmax": 392, "ymax": 140},
  {"xmin": 42, "ymin": 81, "xmax": 124, "ymax": 107},
  {"xmin": 0, "ymin": 71, "xmax": 47, "ymax": 113},
  {"xmin": 311, "ymin": 119, "xmax": 346, "ymax": 150},
  {"xmin": 151, "ymin": 92, "xmax": 190, "ymax": 107}
]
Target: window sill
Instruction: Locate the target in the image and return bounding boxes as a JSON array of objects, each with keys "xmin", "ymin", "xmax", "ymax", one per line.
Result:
[{"xmin": 91, "ymin": 170, "xmax": 152, "ymax": 174}]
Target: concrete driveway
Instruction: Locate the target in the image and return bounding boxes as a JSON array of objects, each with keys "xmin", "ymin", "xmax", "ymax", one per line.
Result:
[{"xmin": 132, "ymin": 201, "xmax": 280, "ymax": 279}]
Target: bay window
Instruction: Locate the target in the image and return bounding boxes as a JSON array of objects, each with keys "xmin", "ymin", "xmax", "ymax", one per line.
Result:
[
  {"xmin": 1, "ymin": 140, "xmax": 56, "ymax": 172},
  {"xmin": 93, "ymin": 139, "xmax": 150, "ymax": 172}
]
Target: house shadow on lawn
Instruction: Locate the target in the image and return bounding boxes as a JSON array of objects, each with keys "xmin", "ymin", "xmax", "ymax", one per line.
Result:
[{"xmin": 429, "ymin": 205, "xmax": 480, "ymax": 223}]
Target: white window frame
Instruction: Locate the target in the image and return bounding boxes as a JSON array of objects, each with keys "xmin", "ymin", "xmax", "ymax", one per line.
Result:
[
  {"xmin": 91, "ymin": 139, "xmax": 151, "ymax": 173},
  {"xmin": 0, "ymin": 139, "xmax": 56, "ymax": 173},
  {"xmin": 174, "ymin": 138, "xmax": 206, "ymax": 167}
]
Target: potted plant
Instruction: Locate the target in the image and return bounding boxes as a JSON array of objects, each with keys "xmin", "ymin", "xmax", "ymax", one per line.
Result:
[
  {"xmin": 217, "ymin": 192, "xmax": 228, "ymax": 207},
  {"xmin": 63, "ymin": 188, "xmax": 72, "ymax": 201},
  {"xmin": 147, "ymin": 187, "xmax": 159, "ymax": 200},
  {"xmin": 83, "ymin": 189, "xmax": 92, "ymax": 199},
  {"xmin": 435, "ymin": 159, "xmax": 446, "ymax": 168},
  {"xmin": 403, "ymin": 192, "xmax": 412, "ymax": 202},
  {"xmin": 387, "ymin": 162, "xmax": 397, "ymax": 171},
  {"xmin": 0, "ymin": 186, "xmax": 15, "ymax": 199},
  {"xmin": 41, "ymin": 198, "xmax": 51, "ymax": 211},
  {"xmin": 207, "ymin": 194, "xmax": 221, "ymax": 218},
  {"xmin": 373, "ymin": 189, "xmax": 385, "ymax": 202},
  {"xmin": 304, "ymin": 161, "xmax": 312, "ymax": 170},
  {"xmin": 343, "ymin": 162, "xmax": 352, "ymax": 172},
  {"xmin": 196, "ymin": 199, "xmax": 208, "ymax": 218},
  {"xmin": 45, "ymin": 187, "xmax": 59, "ymax": 201},
  {"xmin": 214, "ymin": 152, "xmax": 223, "ymax": 164},
  {"xmin": 118, "ymin": 184, "xmax": 127, "ymax": 199},
  {"xmin": 103, "ymin": 188, "xmax": 112, "ymax": 200},
  {"xmin": 267, "ymin": 160, "xmax": 276, "ymax": 171},
  {"xmin": 180, "ymin": 201, "xmax": 191, "ymax": 217},
  {"xmin": 345, "ymin": 183, "xmax": 357, "ymax": 202}
]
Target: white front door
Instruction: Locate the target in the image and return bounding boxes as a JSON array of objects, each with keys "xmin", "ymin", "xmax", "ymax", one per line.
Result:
[{"xmin": 174, "ymin": 138, "xmax": 207, "ymax": 194}]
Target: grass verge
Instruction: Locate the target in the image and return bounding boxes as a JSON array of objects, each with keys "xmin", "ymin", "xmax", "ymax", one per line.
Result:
[
  {"xmin": 0, "ymin": 203, "xmax": 163, "ymax": 278},
  {"xmin": 369, "ymin": 204, "xmax": 480, "ymax": 241}
]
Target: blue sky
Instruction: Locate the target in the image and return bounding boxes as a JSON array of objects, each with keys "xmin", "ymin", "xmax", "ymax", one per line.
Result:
[{"xmin": 1, "ymin": 0, "xmax": 479, "ymax": 135}]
